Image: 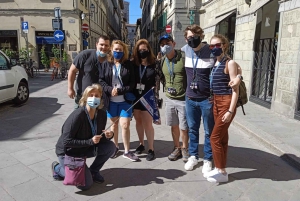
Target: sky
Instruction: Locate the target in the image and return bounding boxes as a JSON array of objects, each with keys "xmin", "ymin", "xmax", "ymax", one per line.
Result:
[{"xmin": 127, "ymin": 0, "xmax": 142, "ymax": 24}]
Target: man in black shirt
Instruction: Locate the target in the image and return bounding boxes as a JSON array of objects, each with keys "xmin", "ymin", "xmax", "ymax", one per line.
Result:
[{"xmin": 67, "ymin": 35, "xmax": 111, "ymax": 109}]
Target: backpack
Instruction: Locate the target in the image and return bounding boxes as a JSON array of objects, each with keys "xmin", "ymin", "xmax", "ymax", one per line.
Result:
[{"xmin": 225, "ymin": 59, "xmax": 248, "ymax": 115}]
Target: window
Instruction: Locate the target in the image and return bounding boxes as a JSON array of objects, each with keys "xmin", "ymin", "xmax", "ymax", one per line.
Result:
[{"xmin": 0, "ymin": 54, "xmax": 8, "ymax": 70}]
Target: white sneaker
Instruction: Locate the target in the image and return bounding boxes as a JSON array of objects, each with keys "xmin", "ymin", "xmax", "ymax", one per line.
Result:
[
  {"xmin": 202, "ymin": 160, "xmax": 212, "ymax": 174},
  {"xmin": 203, "ymin": 168, "xmax": 218, "ymax": 178},
  {"xmin": 184, "ymin": 156, "xmax": 198, "ymax": 171},
  {"xmin": 207, "ymin": 170, "xmax": 228, "ymax": 183}
]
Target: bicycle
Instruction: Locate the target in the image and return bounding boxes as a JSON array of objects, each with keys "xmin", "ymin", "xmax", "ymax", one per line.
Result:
[{"xmin": 20, "ymin": 59, "xmax": 38, "ymax": 78}]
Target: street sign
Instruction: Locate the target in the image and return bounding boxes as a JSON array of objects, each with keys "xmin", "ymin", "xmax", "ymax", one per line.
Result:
[
  {"xmin": 82, "ymin": 23, "xmax": 89, "ymax": 31},
  {"xmin": 22, "ymin": 21, "xmax": 29, "ymax": 33},
  {"xmin": 82, "ymin": 31, "xmax": 89, "ymax": 39},
  {"xmin": 54, "ymin": 30, "xmax": 64, "ymax": 42},
  {"xmin": 166, "ymin": 25, "xmax": 172, "ymax": 33}
]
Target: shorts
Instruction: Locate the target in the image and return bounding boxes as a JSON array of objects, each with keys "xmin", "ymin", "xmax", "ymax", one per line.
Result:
[
  {"xmin": 133, "ymin": 101, "xmax": 147, "ymax": 111},
  {"xmin": 165, "ymin": 97, "xmax": 188, "ymax": 130},
  {"xmin": 107, "ymin": 101, "xmax": 132, "ymax": 118}
]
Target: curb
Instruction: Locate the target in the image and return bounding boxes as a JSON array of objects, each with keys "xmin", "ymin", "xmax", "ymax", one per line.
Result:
[{"xmin": 232, "ymin": 118, "xmax": 300, "ymax": 171}]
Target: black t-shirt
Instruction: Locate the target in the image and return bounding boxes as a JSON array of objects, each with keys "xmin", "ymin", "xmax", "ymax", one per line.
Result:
[
  {"xmin": 73, "ymin": 49, "xmax": 99, "ymax": 95},
  {"xmin": 133, "ymin": 63, "xmax": 156, "ymax": 99}
]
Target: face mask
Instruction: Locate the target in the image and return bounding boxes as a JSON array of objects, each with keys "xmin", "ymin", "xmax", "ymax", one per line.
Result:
[
  {"xmin": 211, "ymin": 47, "xmax": 223, "ymax": 57},
  {"xmin": 138, "ymin": 50, "xmax": 149, "ymax": 59},
  {"xmin": 113, "ymin": 51, "xmax": 124, "ymax": 60},
  {"xmin": 87, "ymin": 97, "xmax": 101, "ymax": 108},
  {"xmin": 96, "ymin": 50, "xmax": 107, "ymax": 58},
  {"xmin": 188, "ymin": 37, "xmax": 201, "ymax": 48},
  {"xmin": 160, "ymin": 45, "xmax": 173, "ymax": 55}
]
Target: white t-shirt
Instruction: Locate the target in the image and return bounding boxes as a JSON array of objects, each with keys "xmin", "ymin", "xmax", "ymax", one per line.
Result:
[{"xmin": 110, "ymin": 65, "xmax": 125, "ymax": 102}]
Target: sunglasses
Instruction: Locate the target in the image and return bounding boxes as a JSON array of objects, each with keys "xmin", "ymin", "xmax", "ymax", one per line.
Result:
[{"xmin": 209, "ymin": 43, "xmax": 224, "ymax": 49}]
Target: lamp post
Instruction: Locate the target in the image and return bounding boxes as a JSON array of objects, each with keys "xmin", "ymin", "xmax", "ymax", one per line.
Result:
[
  {"xmin": 54, "ymin": 7, "xmax": 62, "ymax": 64},
  {"xmin": 81, "ymin": 3, "xmax": 95, "ymax": 48}
]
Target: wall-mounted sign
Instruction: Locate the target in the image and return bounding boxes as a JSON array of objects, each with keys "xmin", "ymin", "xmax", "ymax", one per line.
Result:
[
  {"xmin": 69, "ymin": 44, "xmax": 77, "ymax": 51},
  {"xmin": 0, "ymin": 30, "xmax": 17, "ymax": 37},
  {"xmin": 69, "ymin": 19, "xmax": 75, "ymax": 23}
]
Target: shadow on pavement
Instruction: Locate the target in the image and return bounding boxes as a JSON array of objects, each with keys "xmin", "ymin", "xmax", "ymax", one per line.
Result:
[
  {"xmin": 29, "ymin": 71, "xmax": 66, "ymax": 94},
  {"xmin": 76, "ymin": 168, "xmax": 187, "ymax": 196},
  {"xmin": 73, "ymin": 139, "xmax": 300, "ymax": 195},
  {"xmin": 0, "ymin": 97, "xmax": 63, "ymax": 141}
]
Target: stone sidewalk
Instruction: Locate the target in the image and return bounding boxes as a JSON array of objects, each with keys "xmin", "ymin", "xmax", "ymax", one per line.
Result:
[
  {"xmin": 232, "ymin": 102, "xmax": 300, "ymax": 170},
  {"xmin": 0, "ymin": 76, "xmax": 299, "ymax": 201}
]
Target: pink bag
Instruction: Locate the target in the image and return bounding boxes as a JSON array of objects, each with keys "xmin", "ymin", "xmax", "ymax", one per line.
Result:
[{"xmin": 63, "ymin": 155, "xmax": 86, "ymax": 186}]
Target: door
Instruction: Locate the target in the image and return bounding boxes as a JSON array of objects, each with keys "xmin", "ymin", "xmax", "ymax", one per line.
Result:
[{"xmin": 0, "ymin": 53, "xmax": 16, "ymax": 102}]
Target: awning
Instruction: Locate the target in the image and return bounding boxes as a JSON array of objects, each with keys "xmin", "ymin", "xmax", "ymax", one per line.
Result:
[
  {"xmin": 236, "ymin": 0, "xmax": 271, "ymax": 25},
  {"xmin": 203, "ymin": 11, "xmax": 236, "ymax": 34},
  {"xmin": 36, "ymin": 37, "xmax": 63, "ymax": 45},
  {"xmin": 278, "ymin": 0, "xmax": 300, "ymax": 12}
]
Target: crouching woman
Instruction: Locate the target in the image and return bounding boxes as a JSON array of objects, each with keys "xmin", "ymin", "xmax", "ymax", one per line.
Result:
[{"xmin": 52, "ymin": 84, "xmax": 116, "ymax": 190}]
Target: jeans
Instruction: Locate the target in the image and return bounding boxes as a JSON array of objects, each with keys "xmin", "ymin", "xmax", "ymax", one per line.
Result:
[
  {"xmin": 74, "ymin": 94, "xmax": 82, "ymax": 110},
  {"xmin": 55, "ymin": 140, "xmax": 115, "ymax": 190},
  {"xmin": 185, "ymin": 97, "xmax": 214, "ymax": 160}
]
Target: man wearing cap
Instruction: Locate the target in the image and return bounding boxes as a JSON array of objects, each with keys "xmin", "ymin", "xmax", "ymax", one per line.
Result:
[
  {"xmin": 158, "ymin": 34, "xmax": 189, "ymax": 162},
  {"xmin": 67, "ymin": 35, "xmax": 111, "ymax": 109}
]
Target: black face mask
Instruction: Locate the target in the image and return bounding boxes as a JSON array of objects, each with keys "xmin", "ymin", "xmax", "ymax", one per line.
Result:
[
  {"xmin": 188, "ymin": 36, "xmax": 202, "ymax": 48},
  {"xmin": 138, "ymin": 50, "xmax": 149, "ymax": 59}
]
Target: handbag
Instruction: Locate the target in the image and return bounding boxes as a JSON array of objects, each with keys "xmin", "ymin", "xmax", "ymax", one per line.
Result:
[
  {"xmin": 117, "ymin": 73, "xmax": 136, "ymax": 103},
  {"xmin": 63, "ymin": 155, "xmax": 86, "ymax": 186}
]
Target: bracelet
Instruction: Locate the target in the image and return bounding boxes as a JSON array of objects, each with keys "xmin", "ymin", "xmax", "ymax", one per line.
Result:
[{"xmin": 227, "ymin": 110, "xmax": 233, "ymax": 114}]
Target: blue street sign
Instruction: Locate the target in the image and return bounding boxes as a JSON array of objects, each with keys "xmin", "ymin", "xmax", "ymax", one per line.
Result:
[
  {"xmin": 53, "ymin": 30, "xmax": 64, "ymax": 42},
  {"xmin": 22, "ymin": 22, "xmax": 29, "ymax": 33}
]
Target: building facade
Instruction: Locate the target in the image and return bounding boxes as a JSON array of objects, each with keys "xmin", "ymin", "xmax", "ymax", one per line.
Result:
[
  {"xmin": 0, "ymin": 0, "xmax": 112, "ymax": 69},
  {"xmin": 140, "ymin": 0, "xmax": 201, "ymax": 55},
  {"xmin": 107, "ymin": 0, "xmax": 124, "ymax": 41},
  {"xmin": 123, "ymin": 1, "xmax": 130, "ymax": 23},
  {"xmin": 199, "ymin": 0, "xmax": 300, "ymax": 121},
  {"xmin": 126, "ymin": 24, "xmax": 136, "ymax": 53}
]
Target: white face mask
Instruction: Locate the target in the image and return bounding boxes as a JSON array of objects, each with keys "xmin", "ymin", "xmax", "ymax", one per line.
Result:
[
  {"xmin": 96, "ymin": 50, "xmax": 107, "ymax": 58},
  {"xmin": 160, "ymin": 45, "xmax": 173, "ymax": 55},
  {"xmin": 87, "ymin": 97, "xmax": 101, "ymax": 108}
]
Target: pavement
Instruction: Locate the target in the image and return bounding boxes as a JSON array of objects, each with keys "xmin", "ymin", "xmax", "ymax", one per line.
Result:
[{"xmin": 0, "ymin": 72, "xmax": 299, "ymax": 201}]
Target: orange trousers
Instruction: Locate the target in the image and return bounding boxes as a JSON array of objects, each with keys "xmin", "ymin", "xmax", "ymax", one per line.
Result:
[{"xmin": 210, "ymin": 94, "xmax": 236, "ymax": 169}]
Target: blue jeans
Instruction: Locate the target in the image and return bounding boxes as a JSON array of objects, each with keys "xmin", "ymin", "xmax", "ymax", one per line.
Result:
[
  {"xmin": 185, "ymin": 97, "xmax": 214, "ymax": 160},
  {"xmin": 55, "ymin": 140, "xmax": 115, "ymax": 190}
]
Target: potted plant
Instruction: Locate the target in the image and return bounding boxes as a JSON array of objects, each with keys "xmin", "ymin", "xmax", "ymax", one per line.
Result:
[{"xmin": 40, "ymin": 46, "xmax": 50, "ymax": 72}]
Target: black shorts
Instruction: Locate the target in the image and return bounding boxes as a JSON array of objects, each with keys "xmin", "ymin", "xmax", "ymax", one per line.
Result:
[{"xmin": 134, "ymin": 101, "xmax": 147, "ymax": 111}]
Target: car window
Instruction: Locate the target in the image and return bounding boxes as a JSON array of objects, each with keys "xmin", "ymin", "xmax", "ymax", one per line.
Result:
[{"xmin": 0, "ymin": 54, "xmax": 8, "ymax": 70}]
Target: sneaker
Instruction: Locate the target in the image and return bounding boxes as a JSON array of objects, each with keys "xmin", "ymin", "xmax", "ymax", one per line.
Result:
[
  {"xmin": 51, "ymin": 161, "xmax": 63, "ymax": 181},
  {"xmin": 110, "ymin": 147, "xmax": 119, "ymax": 159},
  {"xmin": 123, "ymin": 151, "xmax": 139, "ymax": 161},
  {"xmin": 202, "ymin": 160, "xmax": 212, "ymax": 174},
  {"xmin": 146, "ymin": 149, "xmax": 155, "ymax": 161},
  {"xmin": 135, "ymin": 144, "xmax": 145, "ymax": 154},
  {"xmin": 207, "ymin": 169, "xmax": 228, "ymax": 183},
  {"xmin": 92, "ymin": 172, "xmax": 105, "ymax": 184},
  {"xmin": 184, "ymin": 156, "xmax": 199, "ymax": 171},
  {"xmin": 203, "ymin": 168, "xmax": 218, "ymax": 178},
  {"xmin": 181, "ymin": 148, "xmax": 189, "ymax": 163},
  {"xmin": 168, "ymin": 147, "xmax": 182, "ymax": 161}
]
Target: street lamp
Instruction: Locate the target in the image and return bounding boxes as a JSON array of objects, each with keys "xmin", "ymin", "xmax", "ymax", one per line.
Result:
[
  {"xmin": 81, "ymin": 3, "xmax": 96, "ymax": 20},
  {"xmin": 54, "ymin": 7, "xmax": 61, "ymax": 18}
]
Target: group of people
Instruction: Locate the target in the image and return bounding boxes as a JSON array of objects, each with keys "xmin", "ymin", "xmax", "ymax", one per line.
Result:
[{"xmin": 51, "ymin": 24, "xmax": 243, "ymax": 190}]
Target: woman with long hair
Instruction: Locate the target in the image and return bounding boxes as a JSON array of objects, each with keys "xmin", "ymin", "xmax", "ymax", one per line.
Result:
[
  {"xmin": 99, "ymin": 40, "xmax": 139, "ymax": 161},
  {"xmin": 132, "ymin": 39, "xmax": 161, "ymax": 161},
  {"xmin": 204, "ymin": 34, "xmax": 239, "ymax": 183}
]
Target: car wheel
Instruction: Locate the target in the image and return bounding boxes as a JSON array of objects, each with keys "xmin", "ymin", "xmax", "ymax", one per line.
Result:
[{"xmin": 13, "ymin": 82, "xmax": 29, "ymax": 105}]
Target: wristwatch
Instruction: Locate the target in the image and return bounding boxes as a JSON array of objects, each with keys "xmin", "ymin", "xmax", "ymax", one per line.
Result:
[{"xmin": 237, "ymin": 74, "xmax": 243, "ymax": 81}]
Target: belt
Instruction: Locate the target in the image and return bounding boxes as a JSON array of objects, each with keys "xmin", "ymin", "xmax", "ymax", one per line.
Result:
[{"xmin": 187, "ymin": 97, "xmax": 207, "ymax": 102}]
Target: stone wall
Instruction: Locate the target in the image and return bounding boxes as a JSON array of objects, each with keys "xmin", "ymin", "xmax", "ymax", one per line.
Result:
[{"xmin": 272, "ymin": 8, "xmax": 300, "ymax": 117}]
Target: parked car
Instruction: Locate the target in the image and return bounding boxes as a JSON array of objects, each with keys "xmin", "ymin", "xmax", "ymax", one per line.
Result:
[{"xmin": 0, "ymin": 50, "xmax": 29, "ymax": 105}]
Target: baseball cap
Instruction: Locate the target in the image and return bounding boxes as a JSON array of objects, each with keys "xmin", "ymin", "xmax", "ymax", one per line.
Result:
[{"xmin": 159, "ymin": 34, "xmax": 173, "ymax": 44}]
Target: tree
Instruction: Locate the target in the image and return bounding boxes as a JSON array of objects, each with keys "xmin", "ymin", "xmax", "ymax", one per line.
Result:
[{"xmin": 40, "ymin": 46, "xmax": 50, "ymax": 71}]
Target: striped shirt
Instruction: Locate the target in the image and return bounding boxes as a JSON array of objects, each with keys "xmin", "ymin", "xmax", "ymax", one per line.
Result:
[
  {"xmin": 181, "ymin": 44, "xmax": 215, "ymax": 98},
  {"xmin": 211, "ymin": 59, "xmax": 232, "ymax": 95}
]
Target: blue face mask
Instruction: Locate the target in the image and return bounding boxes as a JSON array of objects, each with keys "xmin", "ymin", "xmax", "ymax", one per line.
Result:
[
  {"xmin": 160, "ymin": 45, "xmax": 173, "ymax": 55},
  {"xmin": 211, "ymin": 47, "xmax": 223, "ymax": 57},
  {"xmin": 87, "ymin": 97, "xmax": 101, "ymax": 108},
  {"xmin": 96, "ymin": 50, "xmax": 107, "ymax": 58},
  {"xmin": 113, "ymin": 51, "xmax": 124, "ymax": 60}
]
